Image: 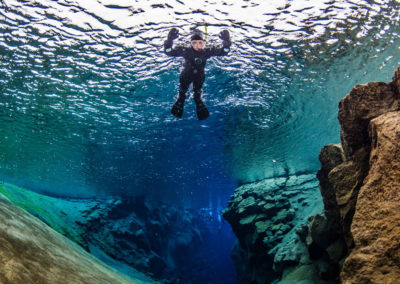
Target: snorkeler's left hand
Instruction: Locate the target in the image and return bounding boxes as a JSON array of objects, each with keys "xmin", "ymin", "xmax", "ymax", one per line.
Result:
[{"xmin": 219, "ymin": 30, "xmax": 230, "ymax": 41}]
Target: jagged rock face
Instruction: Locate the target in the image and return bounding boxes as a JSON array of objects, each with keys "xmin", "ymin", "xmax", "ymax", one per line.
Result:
[
  {"xmin": 222, "ymin": 175, "xmax": 323, "ymax": 283},
  {"xmin": 327, "ymin": 147, "xmax": 369, "ymax": 247},
  {"xmin": 0, "ymin": 199, "xmax": 144, "ymax": 284},
  {"xmin": 341, "ymin": 111, "xmax": 400, "ymax": 283},
  {"xmin": 225, "ymin": 66, "xmax": 400, "ymax": 284},
  {"xmin": 320, "ymin": 74, "xmax": 400, "ymax": 249},
  {"xmin": 338, "ymin": 81, "xmax": 399, "ymax": 158},
  {"xmin": 84, "ymin": 199, "xmax": 209, "ymax": 283},
  {"xmin": 222, "ymin": 178, "xmax": 294, "ymax": 283},
  {"xmin": 392, "ymin": 65, "xmax": 400, "ymax": 95},
  {"xmin": 0, "ymin": 184, "xmax": 214, "ymax": 284},
  {"xmin": 317, "ymin": 144, "xmax": 345, "ymax": 215},
  {"xmin": 316, "ymin": 66, "xmax": 400, "ymax": 283}
]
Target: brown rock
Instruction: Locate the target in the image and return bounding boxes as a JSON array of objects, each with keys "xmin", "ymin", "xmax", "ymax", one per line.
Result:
[
  {"xmin": 338, "ymin": 81, "xmax": 399, "ymax": 158},
  {"xmin": 318, "ymin": 144, "xmax": 346, "ymax": 173},
  {"xmin": 327, "ymin": 147, "xmax": 369, "ymax": 248},
  {"xmin": 0, "ymin": 199, "xmax": 152, "ymax": 284},
  {"xmin": 341, "ymin": 111, "xmax": 400, "ymax": 283},
  {"xmin": 317, "ymin": 144, "xmax": 345, "ymax": 213},
  {"xmin": 308, "ymin": 214, "xmax": 339, "ymax": 250},
  {"xmin": 391, "ymin": 65, "xmax": 400, "ymax": 97}
]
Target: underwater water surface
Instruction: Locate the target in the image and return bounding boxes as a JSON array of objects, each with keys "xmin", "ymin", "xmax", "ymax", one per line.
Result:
[
  {"xmin": 1, "ymin": 0, "xmax": 400, "ymax": 202},
  {"xmin": 1, "ymin": 0, "xmax": 400, "ymax": 283}
]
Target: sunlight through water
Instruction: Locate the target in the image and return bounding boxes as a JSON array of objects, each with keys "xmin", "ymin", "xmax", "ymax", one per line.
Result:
[{"xmin": 1, "ymin": 0, "xmax": 400, "ymax": 204}]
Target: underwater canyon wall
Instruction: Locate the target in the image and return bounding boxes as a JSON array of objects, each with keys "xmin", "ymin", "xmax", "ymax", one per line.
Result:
[
  {"xmin": 335, "ymin": 66, "xmax": 400, "ymax": 282},
  {"xmin": 223, "ymin": 66, "xmax": 400, "ymax": 283},
  {"xmin": 0, "ymin": 196, "xmax": 149, "ymax": 284},
  {"xmin": 222, "ymin": 174, "xmax": 328, "ymax": 283},
  {"xmin": 0, "ymin": 183, "xmax": 222, "ymax": 284}
]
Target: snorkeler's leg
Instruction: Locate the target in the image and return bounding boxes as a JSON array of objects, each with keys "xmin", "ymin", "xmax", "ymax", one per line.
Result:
[
  {"xmin": 193, "ymin": 74, "xmax": 209, "ymax": 120},
  {"xmin": 171, "ymin": 72, "xmax": 191, "ymax": 118}
]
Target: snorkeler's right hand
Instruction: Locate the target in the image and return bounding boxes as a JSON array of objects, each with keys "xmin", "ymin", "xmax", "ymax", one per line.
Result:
[
  {"xmin": 168, "ymin": 28, "xmax": 179, "ymax": 40},
  {"xmin": 219, "ymin": 30, "xmax": 230, "ymax": 41}
]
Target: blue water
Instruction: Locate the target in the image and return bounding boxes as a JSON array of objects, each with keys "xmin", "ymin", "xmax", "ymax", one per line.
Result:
[{"xmin": 1, "ymin": 0, "xmax": 400, "ymax": 283}]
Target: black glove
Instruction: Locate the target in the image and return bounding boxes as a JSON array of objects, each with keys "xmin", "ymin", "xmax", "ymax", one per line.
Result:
[
  {"xmin": 168, "ymin": 28, "xmax": 179, "ymax": 41},
  {"xmin": 219, "ymin": 30, "xmax": 230, "ymax": 41}
]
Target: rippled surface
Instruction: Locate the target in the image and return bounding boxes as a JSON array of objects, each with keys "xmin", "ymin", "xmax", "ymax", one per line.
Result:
[{"xmin": 1, "ymin": 0, "xmax": 400, "ymax": 203}]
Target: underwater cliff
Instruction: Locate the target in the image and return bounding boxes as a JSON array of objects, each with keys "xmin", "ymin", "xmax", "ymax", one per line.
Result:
[
  {"xmin": 0, "ymin": 182, "xmax": 234, "ymax": 284},
  {"xmin": 337, "ymin": 65, "xmax": 400, "ymax": 283},
  {"xmin": 223, "ymin": 66, "xmax": 400, "ymax": 283},
  {"xmin": 0, "ymin": 193, "xmax": 155, "ymax": 284}
]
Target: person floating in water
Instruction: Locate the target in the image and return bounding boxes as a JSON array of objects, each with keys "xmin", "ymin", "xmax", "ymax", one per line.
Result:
[{"xmin": 164, "ymin": 27, "xmax": 231, "ymax": 120}]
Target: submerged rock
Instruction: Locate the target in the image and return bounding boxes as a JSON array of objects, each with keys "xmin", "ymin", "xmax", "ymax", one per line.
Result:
[
  {"xmin": 0, "ymin": 183, "xmax": 216, "ymax": 283},
  {"xmin": 338, "ymin": 81, "xmax": 399, "ymax": 158},
  {"xmin": 316, "ymin": 144, "xmax": 344, "ymax": 217},
  {"xmin": 341, "ymin": 111, "xmax": 400, "ymax": 282},
  {"xmin": 0, "ymin": 198, "xmax": 151, "ymax": 284},
  {"xmin": 227, "ymin": 65, "xmax": 400, "ymax": 284},
  {"xmin": 222, "ymin": 174, "xmax": 323, "ymax": 283},
  {"xmin": 327, "ymin": 146, "xmax": 369, "ymax": 247},
  {"xmin": 316, "ymin": 66, "xmax": 400, "ymax": 283}
]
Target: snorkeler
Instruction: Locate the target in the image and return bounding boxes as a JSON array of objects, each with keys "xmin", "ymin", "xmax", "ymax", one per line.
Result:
[{"xmin": 164, "ymin": 27, "xmax": 231, "ymax": 120}]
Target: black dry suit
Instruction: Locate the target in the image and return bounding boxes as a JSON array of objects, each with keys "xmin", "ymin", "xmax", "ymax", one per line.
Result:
[{"xmin": 164, "ymin": 33, "xmax": 231, "ymax": 104}]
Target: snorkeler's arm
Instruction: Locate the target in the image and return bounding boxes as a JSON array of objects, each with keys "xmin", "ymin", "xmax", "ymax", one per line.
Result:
[
  {"xmin": 164, "ymin": 28, "xmax": 185, "ymax": 57},
  {"xmin": 206, "ymin": 30, "xmax": 231, "ymax": 57}
]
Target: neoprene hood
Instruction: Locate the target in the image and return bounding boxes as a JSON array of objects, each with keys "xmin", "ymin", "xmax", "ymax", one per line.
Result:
[{"xmin": 191, "ymin": 34, "xmax": 203, "ymax": 41}]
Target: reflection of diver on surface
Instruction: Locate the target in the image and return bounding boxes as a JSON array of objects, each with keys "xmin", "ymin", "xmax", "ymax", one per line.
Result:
[{"xmin": 164, "ymin": 28, "xmax": 231, "ymax": 120}]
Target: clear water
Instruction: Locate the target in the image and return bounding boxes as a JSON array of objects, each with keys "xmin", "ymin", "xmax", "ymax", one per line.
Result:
[{"xmin": 1, "ymin": 0, "xmax": 400, "ymax": 282}]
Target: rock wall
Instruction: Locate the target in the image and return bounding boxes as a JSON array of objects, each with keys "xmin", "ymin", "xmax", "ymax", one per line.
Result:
[
  {"xmin": 317, "ymin": 66, "xmax": 400, "ymax": 283},
  {"xmin": 222, "ymin": 174, "xmax": 326, "ymax": 283},
  {"xmin": 223, "ymin": 66, "xmax": 400, "ymax": 284},
  {"xmin": 0, "ymin": 183, "xmax": 217, "ymax": 284},
  {"xmin": 340, "ymin": 112, "xmax": 400, "ymax": 282},
  {"xmin": 0, "ymin": 198, "xmax": 153, "ymax": 284}
]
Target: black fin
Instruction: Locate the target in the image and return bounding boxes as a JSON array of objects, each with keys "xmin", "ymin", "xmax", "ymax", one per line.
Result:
[
  {"xmin": 171, "ymin": 100, "xmax": 184, "ymax": 118},
  {"xmin": 196, "ymin": 102, "xmax": 209, "ymax": 120}
]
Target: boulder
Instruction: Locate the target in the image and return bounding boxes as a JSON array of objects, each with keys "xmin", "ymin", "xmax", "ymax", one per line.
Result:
[
  {"xmin": 326, "ymin": 238, "xmax": 347, "ymax": 264},
  {"xmin": 318, "ymin": 144, "xmax": 346, "ymax": 173},
  {"xmin": 391, "ymin": 64, "xmax": 400, "ymax": 96},
  {"xmin": 308, "ymin": 214, "xmax": 340, "ymax": 250}
]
